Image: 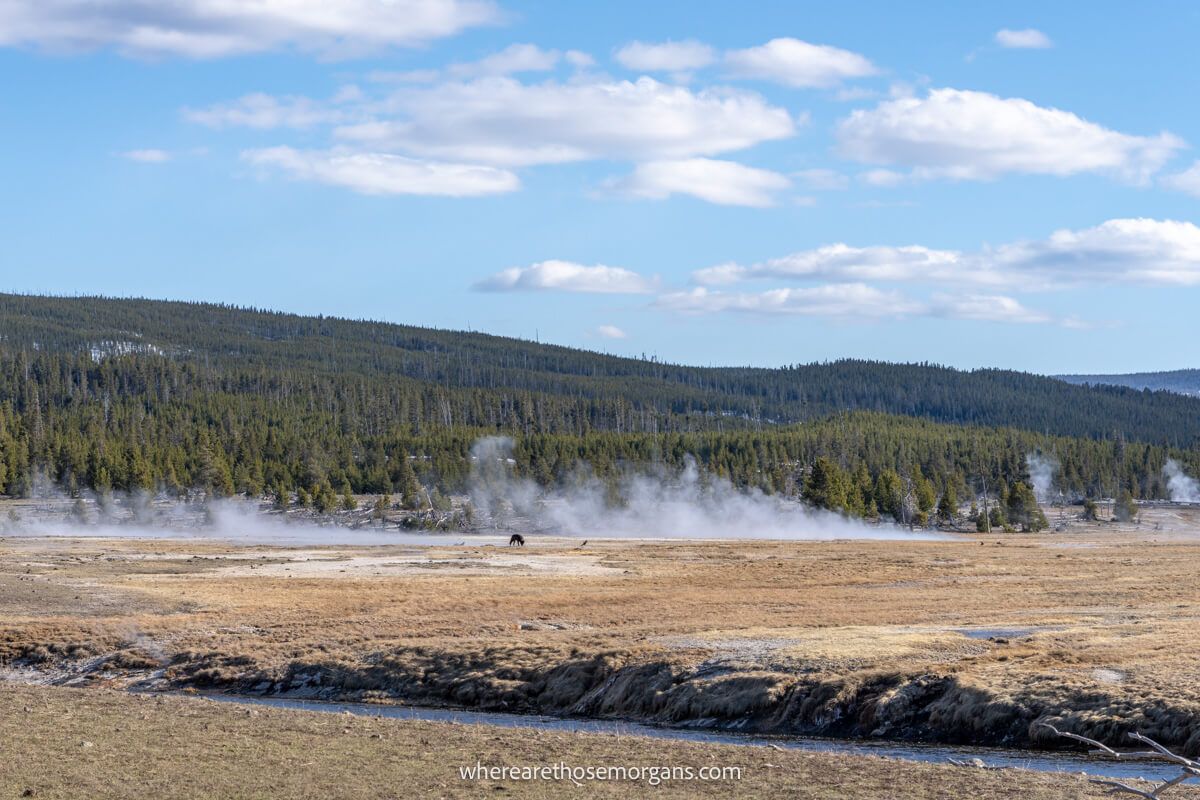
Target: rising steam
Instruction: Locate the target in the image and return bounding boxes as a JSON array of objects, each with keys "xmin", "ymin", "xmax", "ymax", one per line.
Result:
[
  {"xmin": 1164, "ymin": 459, "xmax": 1200, "ymax": 503},
  {"xmin": 0, "ymin": 482, "xmax": 492, "ymax": 546},
  {"xmin": 469, "ymin": 436, "xmax": 942, "ymax": 540},
  {"xmin": 1025, "ymin": 453, "xmax": 1058, "ymax": 503},
  {"xmin": 0, "ymin": 438, "xmax": 945, "ymax": 544}
]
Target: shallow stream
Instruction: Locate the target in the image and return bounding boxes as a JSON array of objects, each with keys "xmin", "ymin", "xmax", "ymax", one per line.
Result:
[{"xmin": 204, "ymin": 694, "xmax": 1186, "ymax": 783}]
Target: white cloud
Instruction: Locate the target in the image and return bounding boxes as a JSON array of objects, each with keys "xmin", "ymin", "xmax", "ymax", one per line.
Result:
[
  {"xmin": 930, "ymin": 293, "xmax": 1048, "ymax": 323},
  {"xmin": 120, "ymin": 148, "xmax": 172, "ymax": 163},
  {"xmin": 995, "ymin": 28, "xmax": 1053, "ymax": 49},
  {"xmin": 564, "ymin": 50, "xmax": 595, "ymax": 68},
  {"xmin": 447, "ymin": 43, "xmax": 564, "ymax": 78},
  {"xmin": 185, "ymin": 92, "xmax": 354, "ymax": 129},
  {"xmin": 335, "ymin": 76, "xmax": 796, "ymax": 167},
  {"xmin": 793, "ymin": 168, "xmax": 849, "ymax": 191},
  {"xmin": 691, "ymin": 218, "xmax": 1200, "ymax": 290},
  {"xmin": 693, "ymin": 243, "xmax": 971, "ymax": 286},
  {"xmin": 860, "ymin": 168, "xmax": 906, "ymax": 187},
  {"xmin": 595, "ymin": 324, "xmax": 628, "ymax": 339},
  {"xmin": 191, "ymin": 74, "xmax": 796, "ymax": 199},
  {"xmin": 837, "ymin": 88, "xmax": 1183, "ymax": 182},
  {"xmin": 656, "ymin": 284, "xmax": 922, "ymax": 318},
  {"xmin": 656, "ymin": 284, "xmax": 1051, "ymax": 324},
  {"xmin": 362, "ymin": 45, "xmax": 570, "ymax": 86},
  {"xmin": 1162, "ymin": 161, "xmax": 1200, "ymax": 196},
  {"xmin": 367, "ymin": 69, "xmax": 442, "ymax": 84},
  {"xmin": 0, "ymin": 0, "xmax": 500, "ymax": 58},
  {"xmin": 475, "ymin": 260, "xmax": 656, "ymax": 294},
  {"xmin": 610, "ymin": 158, "xmax": 791, "ymax": 207},
  {"xmin": 724, "ymin": 38, "xmax": 877, "ymax": 88},
  {"xmin": 614, "ymin": 40, "xmax": 716, "ymax": 72},
  {"xmin": 991, "ymin": 218, "xmax": 1200, "ymax": 286},
  {"xmin": 241, "ymin": 147, "xmax": 519, "ymax": 196}
]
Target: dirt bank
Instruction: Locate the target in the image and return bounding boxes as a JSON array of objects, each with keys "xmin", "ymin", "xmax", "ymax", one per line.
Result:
[
  {"xmin": 2, "ymin": 683, "xmax": 1137, "ymax": 800},
  {"xmin": 7, "ymin": 636, "xmax": 1200, "ymax": 756}
]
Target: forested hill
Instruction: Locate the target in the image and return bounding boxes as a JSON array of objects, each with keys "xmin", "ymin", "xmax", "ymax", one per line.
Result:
[
  {"xmin": 2, "ymin": 293, "xmax": 1200, "ymax": 446},
  {"xmin": 1057, "ymin": 369, "xmax": 1200, "ymax": 398}
]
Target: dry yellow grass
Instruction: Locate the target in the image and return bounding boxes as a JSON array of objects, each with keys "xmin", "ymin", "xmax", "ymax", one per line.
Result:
[
  {"xmin": 3, "ymin": 506, "xmax": 1200, "ymax": 752},
  {"xmin": 0, "ymin": 683, "xmax": 1181, "ymax": 800}
]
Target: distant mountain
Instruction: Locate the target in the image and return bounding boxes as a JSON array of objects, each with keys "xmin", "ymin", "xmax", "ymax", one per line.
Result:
[
  {"xmin": 2, "ymin": 293, "xmax": 1200, "ymax": 446},
  {"xmin": 1056, "ymin": 370, "xmax": 1200, "ymax": 398}
]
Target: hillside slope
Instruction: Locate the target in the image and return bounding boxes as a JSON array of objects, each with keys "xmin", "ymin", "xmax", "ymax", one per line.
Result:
[
  {"xmin": 1057, "ymin": 369, "xmax": 1200, "ymax": 397},
  {"xmin": 3, "ymin": 293, "xmax": 1199, "ymax": 445}
]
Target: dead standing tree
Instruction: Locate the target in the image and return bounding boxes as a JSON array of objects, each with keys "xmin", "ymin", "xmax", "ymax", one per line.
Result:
[{"xmin": 1040, "ymin": 723, "xmax": 1200, "ymax": 798}]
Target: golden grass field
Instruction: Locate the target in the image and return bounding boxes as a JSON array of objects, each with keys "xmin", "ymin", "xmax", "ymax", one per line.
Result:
[
  {"xmin": 4, "ymin": 503, "xmax": 1200, "ymax": 796},
  {"xmin": 2, "ymin": 683, "xmax": 1166, "ymax": 800}
]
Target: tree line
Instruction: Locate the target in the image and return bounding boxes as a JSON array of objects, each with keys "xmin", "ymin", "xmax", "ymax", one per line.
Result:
[
  {"xmin": 4, "ymin": 293, "xmax": 1200, "ymax": 444},
  {"xmin": 0, "ymin": 294, "xmax": 1197, "ymax": 530}
]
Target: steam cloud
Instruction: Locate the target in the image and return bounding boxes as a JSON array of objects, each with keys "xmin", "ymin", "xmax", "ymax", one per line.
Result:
[
  {"xmin": 1025, "ymin": 453, "xmax": 1058, "ymax": 503},
  {"xmin": 1164, "ymin": 459, "xmax": 1200, "ymax": 503},
  {"xmin": 0, "ymin": 438, "xmax": 947, "ymax": 544},
  {"xmin": 0, "ymin": 480, "xmax": 491, "ymax": 547},
  {"xmin": 469, "ymin": 436, "xmax": 943, "ymax": 540}
]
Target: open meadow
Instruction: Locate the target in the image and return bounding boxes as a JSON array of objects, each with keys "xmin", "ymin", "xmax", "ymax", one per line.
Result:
[{"xmin": 4, "ymin": 504, "xmax": 1200, "ymax": 796}]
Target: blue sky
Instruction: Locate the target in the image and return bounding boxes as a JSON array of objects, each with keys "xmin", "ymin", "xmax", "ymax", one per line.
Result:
[{"xmin": 2, "ymin": 1, "xmax": 1199, "ymax": 374}]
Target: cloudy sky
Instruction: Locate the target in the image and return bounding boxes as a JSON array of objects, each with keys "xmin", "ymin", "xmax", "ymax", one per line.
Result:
[{"xmin": 2, "ymin": 0, "xmax": 1198, "ymax": 373}]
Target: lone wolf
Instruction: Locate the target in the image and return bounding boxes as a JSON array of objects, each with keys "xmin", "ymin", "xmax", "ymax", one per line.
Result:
[{"xmin": 509, "ymin": 533, "xmax": 525, "ymax": 547}]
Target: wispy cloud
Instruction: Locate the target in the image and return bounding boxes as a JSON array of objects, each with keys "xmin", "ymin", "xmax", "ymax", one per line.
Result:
[
  {"xmin": 656, "ymin": 284, "xmax": 1055, "ymax": 325},
  {"xmin": 994, "ymin": 28, "xmax": 1053, "ymax": 49},
  {"xmin": 595, "ymin": 324, "xmax": 628, "ymax": 339},
  {"xmin": 656, "ymin": 283, "xmax": 924, "ymax": 318},
  {"xmin": 614, "ymin": 40, "xmax": 715, "ymax": 72},
  {"xmin": 607, "ymin": 158, "xmax": 791, "ymax": 207},
  {"xmin": 0, "ymin": 0, "xmax": 500, "ymax": 58},
  {"xmin": 793, "ymin": 168, "xmax": 849, "ymax": 191},
  {"xmin": 724, "ymin": 38, "xmax": 877, "ymax": 88},
  {"xmin": 241, "ymin": 147, "xmax": 519, "ymax": 197},
  {"xmin": 334, "ymin": 76, "xmax": 796, "ymax": 167},
  {"xmin": 475, "ymin": 260, "xmax": 657, "ymax": 294},
  {"xmin": 119, "ymin": 148, "xmax": 172, "ymax": 163},
  {"xmin": 185, "ymin": 91, "xmax": 358, "ymax": 129},
  {"xmin": 691, "ymin": 218, "xmax": 1200, "ymax": 290},
  {"xmin": 1162, "ymin": 160, "xmax": 1200, "ymax": 196}
]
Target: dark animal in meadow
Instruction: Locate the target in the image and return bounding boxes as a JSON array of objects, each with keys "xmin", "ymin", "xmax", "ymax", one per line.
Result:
[{"xmin": 509, "ymin": 533, "xmax": 525, "ymax": 546}]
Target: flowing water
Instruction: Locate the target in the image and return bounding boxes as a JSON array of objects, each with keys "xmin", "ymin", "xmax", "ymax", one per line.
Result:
[{"xmin": 203, "ymin": 694, "xmax": 1186, "ymax": 783}]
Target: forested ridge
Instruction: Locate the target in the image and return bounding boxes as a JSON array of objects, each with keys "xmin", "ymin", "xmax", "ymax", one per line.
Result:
[
  {"xmin": 1058, "ymin": 369, "xmax": 1200, "ymax": 397},
  {"xmin": 0, "ymin": 293, "xmax": 1197, "ymax": 520},
  {"xmin": 4, "ymin": 293, "xmax": 1199, "ymax": 441}
]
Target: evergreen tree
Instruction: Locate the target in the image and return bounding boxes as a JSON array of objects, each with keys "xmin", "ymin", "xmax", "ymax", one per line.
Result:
[
  {"xmin": 803, "ymin": 457, "xmax": 850, "ymax": 513},
  {"xmin": 1114, "ymin": 491, "xmax": 1139, "ymax": 522},
  {"xmin": 936, "ymin": 484, "xmax": 958, "ymax": 524},
  {"xmin": 1005, "ymin": 481, "xmax": 1047, "ymax": 532}
]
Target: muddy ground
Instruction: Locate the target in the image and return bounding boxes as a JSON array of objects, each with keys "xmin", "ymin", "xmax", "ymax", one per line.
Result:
[{"xmin": 3, "ymin": 504, "xmax": 1200, "ymax": 757}]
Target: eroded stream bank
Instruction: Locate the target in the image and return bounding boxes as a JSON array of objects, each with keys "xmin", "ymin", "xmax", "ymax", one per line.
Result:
[
  {"xmin": 194, "ymin": 694, "xmax": 1194, "ymax": 783},
  {"xmin": 7, "ymin": 640, "xmax": 1200, "ymax": 766}
]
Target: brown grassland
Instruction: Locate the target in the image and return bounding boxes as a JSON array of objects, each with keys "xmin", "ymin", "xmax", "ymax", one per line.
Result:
[
  {"xmin": 3, "ymin": 504, "xmax": 1200, "ymax": 796},
  {"xmin": 0, "ymin": 683, "xmax": 1160, "ymax": 800}
]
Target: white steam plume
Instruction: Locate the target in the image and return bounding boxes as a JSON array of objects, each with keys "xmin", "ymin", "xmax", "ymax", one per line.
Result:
[
  {"xmin": 1164, "ymin": 459, "xmax": 1200, "ymax": 503},
  {"xmin": 0, "ymin": 437, "xmax": 949, "ymax": 544},
  {"xmin": 469, "ymin": 436, "xmax": 944, "ymax": 540},
  {"xmin": 0, "ymin": 486, "xmax": 497, "ymax": 547},
  {"xmin": 1025, "ymin": 453, "xmax": 1058, "ymax": 502}
]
